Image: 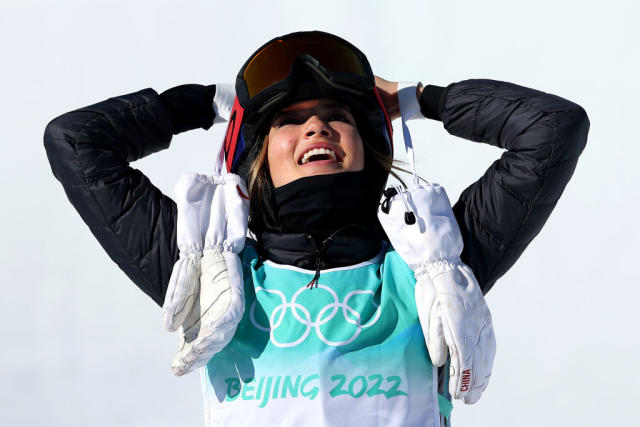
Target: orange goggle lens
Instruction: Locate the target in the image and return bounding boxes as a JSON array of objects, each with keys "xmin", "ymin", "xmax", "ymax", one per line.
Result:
[{"xmin": 242, "ymin": 34, "xmax": 368, "ymax": 99}]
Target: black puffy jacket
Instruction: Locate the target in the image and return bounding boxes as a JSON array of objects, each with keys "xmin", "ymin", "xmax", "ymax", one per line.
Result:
[{"xmin": 43, "ymin": 80, "xmax": 590, "ymax": 306}]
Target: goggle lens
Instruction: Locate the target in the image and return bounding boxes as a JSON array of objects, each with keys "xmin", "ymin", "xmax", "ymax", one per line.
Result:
[{"xmin": 242, "ymin": 33, "xmax": 368, "ymax": 99}]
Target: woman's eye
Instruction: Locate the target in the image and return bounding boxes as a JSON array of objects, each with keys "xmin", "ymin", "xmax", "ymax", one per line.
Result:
[
  {"xmin": 275, "ymin": 116, "xmax": 301, "ymax": 127},
  {"xmin": 328, "ymin": 113, "xmax": 351, "ymax": 123}
]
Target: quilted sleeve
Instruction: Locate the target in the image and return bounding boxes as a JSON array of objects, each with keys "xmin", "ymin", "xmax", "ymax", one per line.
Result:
[
  {"xmin": 434, "ymin": 79, "xmax": 590, "ymax": 294},
  {"xmin": 43, "ymin": 84, "xmax": 216, "ymax": 305}
]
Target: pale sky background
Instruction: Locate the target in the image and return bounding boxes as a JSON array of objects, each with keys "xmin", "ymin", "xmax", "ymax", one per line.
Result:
[{"xmin": 1, "ymin": 0, "xmax": 638, "ymax": 426}]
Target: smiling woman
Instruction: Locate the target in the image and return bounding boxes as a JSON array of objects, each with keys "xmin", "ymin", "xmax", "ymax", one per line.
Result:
[
  {"xmin": 43, "ymin": 30, "xmax": 589, "ymax": 427},
  {"xmin": 266, "ymin": 98, "xmax": 364, "ymax": 187}
]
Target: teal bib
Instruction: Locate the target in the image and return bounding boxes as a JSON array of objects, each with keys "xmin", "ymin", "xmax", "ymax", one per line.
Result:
[{"xmin": 201, "ymin": 244, "xmax": 447, "ymax": 426}]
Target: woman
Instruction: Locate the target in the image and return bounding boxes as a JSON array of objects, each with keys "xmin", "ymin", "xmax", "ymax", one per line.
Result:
[{"xmin": 44, "ymin": 31, "xmax": 590, "ymax": 426}]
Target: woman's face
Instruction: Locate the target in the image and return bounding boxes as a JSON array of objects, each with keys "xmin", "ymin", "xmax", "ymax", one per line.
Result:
[{"xmin": 266, "ymin": 98, "xmax": 365, "ymax": 188}]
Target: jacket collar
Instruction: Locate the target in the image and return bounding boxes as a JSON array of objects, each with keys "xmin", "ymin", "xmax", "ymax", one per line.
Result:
[{"xmin": 258, "ymin": 227, "xmax": 383, "ymax": 271}]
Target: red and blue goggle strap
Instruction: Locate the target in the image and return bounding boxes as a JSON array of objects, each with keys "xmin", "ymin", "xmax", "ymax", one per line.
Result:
[
  {"xmin": 373, "ymin": 86, "xmax": 394, "ymax": 156},
  {"xmin": 219, "ymin": 96, "xmax": 246, "ymax": 174}
]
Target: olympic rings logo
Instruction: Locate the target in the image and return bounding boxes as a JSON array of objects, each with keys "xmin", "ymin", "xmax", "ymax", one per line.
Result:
[{"xmin": 249, "ymin": 284, "xmax": 381, "ymax": 348}]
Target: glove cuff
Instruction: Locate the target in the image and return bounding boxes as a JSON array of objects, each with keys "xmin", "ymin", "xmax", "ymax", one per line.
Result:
[
  {"xmin": 212, "ymin": 83, "xmax": 236, "ymax": 124},
  {"xmin": 415, "ymin": 257, "xmax": 462, "ymax": 278},
  {"xmin": 397, "ymin": 81, "xmax": 425, "ymax": 121}
]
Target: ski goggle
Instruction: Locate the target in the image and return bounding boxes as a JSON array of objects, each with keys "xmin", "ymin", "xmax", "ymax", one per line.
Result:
[{"xmin": 237, "ymin": 31, "xmax": 374, "ymax": 103}]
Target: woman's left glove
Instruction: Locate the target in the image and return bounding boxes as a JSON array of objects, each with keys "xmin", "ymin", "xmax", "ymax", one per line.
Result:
[
  {"xmin": 162, "ymin": 173, "xmax": 249, "ymax": 376},
  {"xmin": 378, "ymin": 183, "xmax": 496, "ymax": 404}
]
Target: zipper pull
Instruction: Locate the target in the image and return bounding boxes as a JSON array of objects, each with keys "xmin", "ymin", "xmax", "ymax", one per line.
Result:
[{"xmin": 306, "ymin": 253, "xmax": 321, "ymax": 289}]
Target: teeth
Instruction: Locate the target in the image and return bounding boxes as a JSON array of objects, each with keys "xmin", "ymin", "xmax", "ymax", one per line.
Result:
[{"xmin": 301, "ymin": 148, "xmax": 337, "ymax": 164}]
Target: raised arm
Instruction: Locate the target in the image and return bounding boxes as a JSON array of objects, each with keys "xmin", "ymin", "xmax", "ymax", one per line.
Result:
[
  {"xmin": 419, "ymin": 79, "xmax": 590, "ymax": 294},
  {"xmin": 43, "ymin": 84, "xmax": 217, "ymax": 305}
]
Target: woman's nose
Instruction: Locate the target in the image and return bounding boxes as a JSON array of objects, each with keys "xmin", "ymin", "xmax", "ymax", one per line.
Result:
[{"xmin": 304, "ymin": 116, "xmax": 332, "ymax": 138}]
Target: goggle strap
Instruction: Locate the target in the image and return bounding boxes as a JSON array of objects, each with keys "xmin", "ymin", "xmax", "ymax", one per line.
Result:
[
  {"xmin": 373, "ymin": 86, "xmax": 394, "ymax": 156},
  {"xmin": 211, "ymin": 85, "xmax": 237, "ymax": 175},
  {"xmin": 220, "ymin": 97, "xmax": 245, "ymax": 173}
]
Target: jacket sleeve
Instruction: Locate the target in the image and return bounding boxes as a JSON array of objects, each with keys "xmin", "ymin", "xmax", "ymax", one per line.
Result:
[
  {"xmin": 419, "ymin": 79, "xmax": 590, "ymax": 294},
  {"xmin": 43, "ymin": 84, "xmax": 217, "ymax": 306}
]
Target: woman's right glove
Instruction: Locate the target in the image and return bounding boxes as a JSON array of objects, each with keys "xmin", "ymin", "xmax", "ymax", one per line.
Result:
[
  {"xmin": 378, "ymin": 183, "xmax": 496, "ymax": 404},
  {"xmin": 162, "ymin": 173, "xmax": 249, "ymax": 376}
]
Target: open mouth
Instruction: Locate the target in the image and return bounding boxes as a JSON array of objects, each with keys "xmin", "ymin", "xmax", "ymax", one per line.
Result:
[{"xmin": 299, "ymin": 147, "xmax": 339, "ymax": 165}]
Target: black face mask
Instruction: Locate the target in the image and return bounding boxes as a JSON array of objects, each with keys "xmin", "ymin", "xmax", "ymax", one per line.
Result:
[
  {"xmin": 271, "ymin": 170, "xmax": 380, "ymax": 238},
  {"xmin": 259, "ymin": 170, "xmax": 385, "ymax": 273}
]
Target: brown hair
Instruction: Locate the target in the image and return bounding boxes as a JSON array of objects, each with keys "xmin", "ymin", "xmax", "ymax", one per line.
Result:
[
  {"xmin": 362, "ymin": 142, "xmax": 409, "ymax": 186},
  {"xmin": 247, "ymin": 135, "xmax": 274, "ymax": 235}
]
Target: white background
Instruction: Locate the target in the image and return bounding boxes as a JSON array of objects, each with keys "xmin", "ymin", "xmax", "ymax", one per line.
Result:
[{"xmin": 1, "ymin": 0, "xmax": 637, "ymax": 426}]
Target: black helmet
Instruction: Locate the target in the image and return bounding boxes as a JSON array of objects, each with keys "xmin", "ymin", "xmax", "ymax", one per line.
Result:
[
  {"xmin": 222, "ymin": 31, "xmax": 394, "ymax": 236},
  {"xmin": 222, "ymin": 31, "xmax": 393, "ymax": 180}
]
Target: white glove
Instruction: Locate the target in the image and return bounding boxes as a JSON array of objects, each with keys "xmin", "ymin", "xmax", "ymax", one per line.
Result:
[
  {"xmin": 162, "ymin": 173, "xmax": 249, "ymax": 376},
  {"xmin": 378, "ymin": 183, "xmax": 496, "ymax": 404},
  {"xmin": 162, "ymin": 175, "xmax": 213, "ymax": 332}
]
